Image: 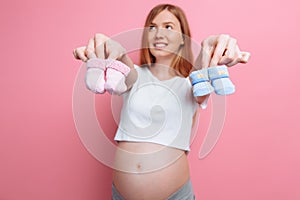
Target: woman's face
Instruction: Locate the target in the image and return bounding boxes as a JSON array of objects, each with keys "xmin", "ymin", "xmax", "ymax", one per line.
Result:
[{"xmin": 147, "ymin": 9, "xmax": 184, "ymax": 61}]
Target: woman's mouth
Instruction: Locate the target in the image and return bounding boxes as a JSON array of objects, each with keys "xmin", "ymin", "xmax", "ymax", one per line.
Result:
[{"xmin": 153, "ymin": 42, "xmax": 168, "ymax": 49}]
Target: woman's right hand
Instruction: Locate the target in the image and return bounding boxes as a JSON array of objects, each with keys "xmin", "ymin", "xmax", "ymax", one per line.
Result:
[
  {"xmin": 73, "ymin": 33, "xmax": 133, "ymax": 67},
  {"xmin": 74, "ymin": 33, "xmax": 137, "ymax": 93}
]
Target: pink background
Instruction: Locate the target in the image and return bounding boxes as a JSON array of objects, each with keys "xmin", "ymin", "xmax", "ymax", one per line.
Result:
[{"xmin": 1, "ymin": 0, "xmax": 299, "ymax": 199}]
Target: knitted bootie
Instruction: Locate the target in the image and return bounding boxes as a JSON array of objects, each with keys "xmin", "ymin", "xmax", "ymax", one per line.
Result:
[
  {"xmin": 208, "ymin": 65, "xmax": 235, "ymax": 95},
  {"xmin": 85, "ymin": 58, "xmax": 106, "ymax": 93},
  {"xmin": 104, "ymin": 59, "xmax": 131, "ymax": 95},
  {"xmin": 189, "ymin": 68, "xmax": 214, "ymax": 96}
]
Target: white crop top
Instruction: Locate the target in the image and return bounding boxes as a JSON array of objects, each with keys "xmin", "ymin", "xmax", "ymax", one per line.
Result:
[{"xmin": 114, "ymin": 65, "xmax": 202, "ymax": 151}]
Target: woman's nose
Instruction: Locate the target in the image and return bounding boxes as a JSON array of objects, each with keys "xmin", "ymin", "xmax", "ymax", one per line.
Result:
[{"xmin": 155, "ymin": 27, "xmax": 165, "ymax": 38}]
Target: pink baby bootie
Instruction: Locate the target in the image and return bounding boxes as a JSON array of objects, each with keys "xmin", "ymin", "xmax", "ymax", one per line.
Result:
[
  {"xmin": 104, "ymin": 59, "xmax": 131, "ymax": 95},
  {"xmin": 85, "ymin": 58, "xmax": 106, "ymax": 93}
]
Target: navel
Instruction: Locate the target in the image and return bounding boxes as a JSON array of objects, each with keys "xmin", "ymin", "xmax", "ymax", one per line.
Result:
[{"xmin": 136, "ymin": 162, "xmax": 142, "ymax": 171}]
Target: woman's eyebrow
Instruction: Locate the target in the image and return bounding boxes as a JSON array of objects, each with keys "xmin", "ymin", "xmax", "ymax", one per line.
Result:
[
  {"xmin": 162, "ymin": 21, "xmax": 176, "ymax": 25},
  {"xmin": 150, "ymin": 21, "xmax": 176, "ymax": 26}
]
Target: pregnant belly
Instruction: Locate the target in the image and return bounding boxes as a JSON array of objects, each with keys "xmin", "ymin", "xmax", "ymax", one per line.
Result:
[{"xmin": 112, "ymin": 142, "xmax": 190, "ymax": 200}]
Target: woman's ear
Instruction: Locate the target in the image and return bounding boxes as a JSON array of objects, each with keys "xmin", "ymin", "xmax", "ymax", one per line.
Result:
[{"xmin": 181, "ymin": 35, "xmax": 185, "ymax": 45}]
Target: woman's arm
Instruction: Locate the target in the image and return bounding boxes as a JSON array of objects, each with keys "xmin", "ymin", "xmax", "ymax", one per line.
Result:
[
  {"xmin": 195, "ymin": 95, "xmax": 209, "ymax": 105},
  {"xmin": 120, "ymin": 54, "xmax": 137, "ymax": 91}
]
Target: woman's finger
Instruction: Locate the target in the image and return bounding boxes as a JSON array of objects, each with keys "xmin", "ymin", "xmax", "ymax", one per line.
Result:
[
  {"xmin": 226, "ymin": 55, "xmax": 251, "ymax": 67},
  {"xmin": 86, "ymin": 38, "xmax": 97, "ymax": 59},
  {"xmin": 73, "ymin": 46, "xmax": 88, "ymax": 62},
  {"xmin": 226, "ymin": 45, "xmax": 250, "ymax": 67},
  {"xmin": 225, "ymin": 45, "xmax": 242, "ymax": 67},
  {"xmin": 196, "ymin": 35, "xmax": 218, "ymax": 68},
  {"xmin": 106, "ymin": 39, "xmax": 126, "ymax": 60},
  {"xmin": 218, "ymin": 37, "xmax": 237, "ymax": 65},
  {"xmin": 95, "ymin": 34, "xmax": 109, "ymax": 59},
  {"xmin": 240, "ymin": 51, "xmax": 251, "ymax": 63},
  {"xmin": 73, "ymin": 48, "xmax": 80, "ymax": 59},
  {"xmin": 209, "ymin": 34, "xmax": 230, "ymax": 67},
  {"xmin": 198, "ymin": 46, "xmax": 215, "ymax": 69},
  {"xmin": 107, "ymin": 49, "xmax": 122, "ymax": 60},
  {"xmin": 226, "ymin": 57, "xmax": 241, "ymax": 67}
]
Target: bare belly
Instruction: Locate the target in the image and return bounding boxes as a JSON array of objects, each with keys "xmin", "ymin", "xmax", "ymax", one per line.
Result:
[{"xmin": 112, "ymin": 141, "xmax": 190, "ymax": 200}]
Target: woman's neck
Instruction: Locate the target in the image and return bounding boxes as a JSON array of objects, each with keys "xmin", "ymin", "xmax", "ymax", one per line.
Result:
[
  {"xmin": 154, "ymin": 55, "xmax": 174, "ymax": 67},
  {"xmin": 149, "ymin": 62, "xmax": 177, "ymax": 81}
]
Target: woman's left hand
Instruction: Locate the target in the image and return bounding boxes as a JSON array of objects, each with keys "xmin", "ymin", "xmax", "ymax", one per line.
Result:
[{"xmin": 194, "ymin": 34, "xmax": 250, "ymax": 69}]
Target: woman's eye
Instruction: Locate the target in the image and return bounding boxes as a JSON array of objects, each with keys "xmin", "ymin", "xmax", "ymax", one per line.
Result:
[
  {"xmin": 149, "ymin": 26, "xmax": 156, "ymax": 31},
  {"xmin": 165, "ymin": 25, "xmax": 173, "ymax": 30}
]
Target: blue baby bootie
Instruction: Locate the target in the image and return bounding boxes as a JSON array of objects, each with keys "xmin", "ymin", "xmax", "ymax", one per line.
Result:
[
  {"xmin": 189, "ymin": 69, "xmax": 214, "ymax": 96},
  {"xmin": 208, "ymin": 65, "xmax": 235, "ymax": 95}
]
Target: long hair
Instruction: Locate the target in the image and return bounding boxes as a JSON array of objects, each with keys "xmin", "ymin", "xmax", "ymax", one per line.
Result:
[{"xmin": 140, "ymin": 4, "xmax": 193, "ymax": 77}]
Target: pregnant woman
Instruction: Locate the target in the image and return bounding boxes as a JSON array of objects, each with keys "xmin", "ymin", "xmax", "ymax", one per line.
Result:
[{"xmin": 73, "ymin": 4, "xmax": 250, "ymax": 200}]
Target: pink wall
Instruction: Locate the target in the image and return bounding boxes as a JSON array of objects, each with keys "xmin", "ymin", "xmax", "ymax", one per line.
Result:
[{"xmin": 0, "ymin": 0, "xmax": 299, "ymax": 199}]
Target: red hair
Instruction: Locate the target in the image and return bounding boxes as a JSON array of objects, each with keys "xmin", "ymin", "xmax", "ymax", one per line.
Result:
[{"xmin": 140, "ymin": 4, "xmax": 193, "ymax": 77}]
